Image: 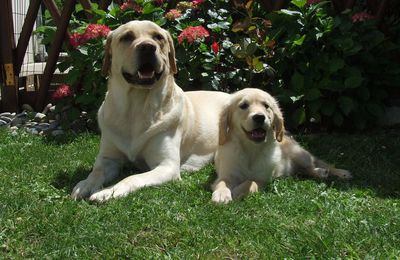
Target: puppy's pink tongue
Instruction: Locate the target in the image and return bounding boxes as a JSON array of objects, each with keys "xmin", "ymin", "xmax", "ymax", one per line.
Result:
[{"xmin": 251, "ymin": 129, "xmax": 265, "ymax": 138}]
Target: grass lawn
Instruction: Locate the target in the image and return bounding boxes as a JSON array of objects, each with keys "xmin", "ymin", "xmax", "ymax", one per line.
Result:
[{"xmin": 0, "ymin": 128, "xmax": 399, "ymax": 258}]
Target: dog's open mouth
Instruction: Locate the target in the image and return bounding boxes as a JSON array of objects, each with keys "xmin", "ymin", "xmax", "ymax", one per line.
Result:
[
  {"xmin": 122, "ymin": 63, "xmax": 163, "ymax": 86},
  {"xmin": 243, "ymin": 127, "xmax": 267, "ymax": 143}
]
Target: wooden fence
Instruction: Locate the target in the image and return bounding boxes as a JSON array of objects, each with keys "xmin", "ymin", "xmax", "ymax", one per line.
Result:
[{"xmin": 0, "ymin": 0, "xmax": 393, "ymax": 113}]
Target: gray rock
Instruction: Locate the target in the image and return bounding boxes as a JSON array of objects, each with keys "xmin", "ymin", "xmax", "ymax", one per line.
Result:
[
  {"xmin": 16, "ymin": 111, "xmax": 28, "ymax": 118},
  {"xmin": 35, "ymin": 123, "xmax": 50, "ymax": 132},
  {"xmin": 0, "ymin": 116, "xmax": 12, "ymax": 123},
  {"xmin": 0, "ymin": 112, "xmax": 12, "ymax": 117},
  {"xmin": 51, "ymin": 129, "xmax": 64, "ymax": 136},
  {"xmin": 34, "ymin": 112, "xmax": 47, "ymax": 123},
  {"xmin": 42, "ymin": 103, "xmax": 53, "ymax": 115},
  {"xmin": 10, "ymin": 126, "xmax": 18, "ymax": 131},
  {"xmin": 10, "ymin": 117, "xmax": 26, "ymax": 127},
  {"xmin": 379, "ymin": 106, "xmax": 400, "ymax": 126},
  {"xmin": 26, "ymin": 128, "xmax": 39, "ymax": 135},
  {"xmin": 0, "ymin": 119, "xmax": 8, "ymax": 127},
  {"xmin": 21, "ymin": 104, "xmax": 34, "ymax": 112}
]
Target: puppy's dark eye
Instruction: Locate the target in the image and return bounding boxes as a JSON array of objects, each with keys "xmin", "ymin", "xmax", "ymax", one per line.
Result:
[
  {"xmin": 239, "ymin": 102, "xmax": 249, "ymax": 110},
  {"xmin": 120, "ymin": 32, "xmax": 135, "ymax": 43},
  {"xmin": 263, "ymin": 102, "xmax": 269, "ymax": 109},
  {"xmin": 153, "ymin": 33, "xmax": 164, "ymax": 41}
]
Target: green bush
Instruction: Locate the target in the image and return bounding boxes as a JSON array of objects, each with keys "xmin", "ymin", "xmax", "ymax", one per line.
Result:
[{"xmin": 37, "ymin": 0, "xmax": 399, "ymax": 131}]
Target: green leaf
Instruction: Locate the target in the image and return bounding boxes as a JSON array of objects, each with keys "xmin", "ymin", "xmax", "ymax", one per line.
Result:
[
  {"xmin": 333, "ymin": 112, "xmax": 344, "ymax": 126},
  {"xmin": 291, "ymin": 0, "xmax": 306, "ymax": 8},
  {"xmin": 292, "ymin": 107, "xmax": 306, "ymax": 127},
  {"xmin": 328, "ymin": 57, "xmax": 344, "ymax": 73},
  {"xmin": 293, "ymin": 35, "xmax": 306, "ymax": 46},
  {"xmin": 338, "ymin": 96, "xmax": 354, "ymax": 116},
  {"xmin": 344, "ymin": 75, "xmax": 363, "ymax": 88},
  {"xmin": 290, "ymin": 71, "xmax": 304, "ymax": 91},
  {"xmin": 246, "ymin": 43, "xmax": 258, "ymax": 56},
  {"xmin": 305, "ymin": 88, "xmax": 321, "ymax": 101}
]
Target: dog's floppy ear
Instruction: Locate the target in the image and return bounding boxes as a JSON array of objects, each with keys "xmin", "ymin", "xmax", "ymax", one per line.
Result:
[
  {"xmin": 219, "ymin": 104, "xmax": 231, "ymax": 145},
  {"xmin": 271, "ymin": 101, "xmax": 284, "ymax": 142},
  {"xmin": 101, "ymin": 31, "xmax": 113, "ymax": 77},
  {"xmin": 165, "ymin": 30, "xmax": 177, "ymax": 74}
]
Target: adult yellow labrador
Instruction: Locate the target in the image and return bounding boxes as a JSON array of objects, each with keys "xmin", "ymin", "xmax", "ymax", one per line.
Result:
[
  {"xmin": 71, "ymin": 21, "xmax": 229, "ymax": 202},
  {"xmin": 212, "ymin": 88, "xmax": 352, "ymax": 203}
]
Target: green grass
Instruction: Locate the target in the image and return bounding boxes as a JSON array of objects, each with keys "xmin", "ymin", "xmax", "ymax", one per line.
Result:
[{"xmin": 0, "ymin": 128, "xmax": 399, "ymax": 258}]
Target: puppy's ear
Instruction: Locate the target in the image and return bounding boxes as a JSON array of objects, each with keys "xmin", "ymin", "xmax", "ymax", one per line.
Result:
[
  {"xmin": 101, "ymin": 31, "xmax": 113, "ymax": 77},
  {"xmin": 272, "ymin": 101, "xmax": 285, "ymax": 142},
  {"xmin": 219, "ymin": 104, "xmax": 231, "ymax": 145},
  {"xmin": 165, "ymin": 30, "xmax": 177, "ymax": 74}
]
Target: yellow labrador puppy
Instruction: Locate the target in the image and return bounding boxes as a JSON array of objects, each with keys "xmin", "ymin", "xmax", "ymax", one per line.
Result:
[
  {"xmin": 71, "ymin": 21, "xmax": 229, "ymax": 202},
  {"xmin": 212, "ymin": 88, "xmax": 352, "ymax": 203}
]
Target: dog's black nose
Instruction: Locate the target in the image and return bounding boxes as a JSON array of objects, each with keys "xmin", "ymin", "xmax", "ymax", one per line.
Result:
[
  {"xmin": 138, "ymin": 42, "xmax": 156, "ymax": 54},
  {"xmin": 252, "ymin": 114, "xmax": 266, "ymax": 124}
]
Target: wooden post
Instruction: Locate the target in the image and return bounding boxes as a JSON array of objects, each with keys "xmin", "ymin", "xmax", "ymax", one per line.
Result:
[
  {"xmin": 35, "ymin": 0, "xmax": 75, "ymax": 111},
  {"xmin": 0, "ymin": 0, "xmax": 18, "ymax": 112}
]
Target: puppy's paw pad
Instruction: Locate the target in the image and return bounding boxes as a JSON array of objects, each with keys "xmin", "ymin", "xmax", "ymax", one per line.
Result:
[
  {"xmin": 314, "ymin": 168, "xmax": 329, "ymax": 178},
  {"xmin": 212, "ymin": 189, "xmax": 232, "ymax": 204}
]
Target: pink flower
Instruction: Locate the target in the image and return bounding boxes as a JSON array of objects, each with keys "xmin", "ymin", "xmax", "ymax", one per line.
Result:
[
  {"xmin": 52, "ymin": 84, "xmax": 73, "ymax": 100},
  {"xmin": 178, "ymin": 26, "xmax": 210, "ymax": 44},
  {"xmin": 211, "ymin": 42, "xmax": 219, "ymax": 54},
  {"xmin": 165, "ymin": 9, "xmax": 182, "ymax": 21},
  {"xmin": 192, "ymin": 0, "xmax": 204, "ymax": 7},
  {"xmin": 120, "ymin": 1, "xmax": 143, "ymax": 12},
  {"xmin": 351, "ymin": 12, "xmax": 375, "ymax": 23},
  {"xmin": 69, "ymin": 32, "xmax": 82, "ymax": 48}
]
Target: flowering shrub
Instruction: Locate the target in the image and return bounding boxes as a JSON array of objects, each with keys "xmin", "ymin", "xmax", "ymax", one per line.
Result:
[{"xmin": 37, "ymin": 0, "xmax": 399, "ymax": 131}]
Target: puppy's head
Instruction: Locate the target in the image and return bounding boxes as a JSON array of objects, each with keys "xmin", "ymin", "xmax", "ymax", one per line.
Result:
[
  {"xmin": 219, "ymin": 88, "xmax": 284, "ymax": 145},
  {"xmin": 101, "ymin": 20, "xmax": 177, "ymax": 88}
]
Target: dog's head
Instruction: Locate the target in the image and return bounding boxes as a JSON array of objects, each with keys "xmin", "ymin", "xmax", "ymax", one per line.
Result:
[
  {"xmin": 219, "ymin": 88, "xmax": 284, "ymax": 145},
  {"xmin": 101, "ymin": 20, "xmax": 177, "ymax": 88}
]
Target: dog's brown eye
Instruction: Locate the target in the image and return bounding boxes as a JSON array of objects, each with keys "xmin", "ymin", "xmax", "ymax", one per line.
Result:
[
  {"xmin": 120, "ymin": 32, "xmax": 135, "ymax": 43},
  {"xmin": 153, "ymin": 33, "xmax": 164, "ymax": 41},
  {"xmin": 263, "ymin": 102, "xmax": 269, "ymax": 109},
  {"xmin": 239, "ymin": 102, "xmax": 249, "ymax": 110}
]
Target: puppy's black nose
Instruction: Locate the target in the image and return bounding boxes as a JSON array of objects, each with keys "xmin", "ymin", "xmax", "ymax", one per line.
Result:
[
  {"xmin": 138, "ymin": 42, "xmax": 156, "ymax": 54},
  {"xmin": 252, "ymin": 114, "xmax": 266, "ymax": 124}
]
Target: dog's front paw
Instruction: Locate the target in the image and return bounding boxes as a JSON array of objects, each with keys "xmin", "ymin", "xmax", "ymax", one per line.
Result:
[
  {"xmin": 212, "ymin": 188, "xmax": 232, "ymax": 204},
  {"xmin": 89, "ymin": 182, "xmax": 135, "ymax": 202},
  {"xmin": 314, "ymin": 168, "xmax": 329, "ymax": 178},
  {"xmin": 71, "ymin": 179, "xmax": 100, "ymax": 200}
]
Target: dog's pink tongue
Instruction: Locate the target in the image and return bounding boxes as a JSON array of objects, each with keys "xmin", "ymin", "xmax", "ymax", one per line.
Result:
[
  {"xmin": 138, "ymin": 67, "xmax": 155, "ymax": 79},
  {"xmin": 251, "ymin": 129, "xmax": 265, "ymax": 138}
]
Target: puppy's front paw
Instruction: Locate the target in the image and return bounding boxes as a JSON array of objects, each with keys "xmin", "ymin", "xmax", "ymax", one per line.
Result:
[
  {"xmin": 212, "ymin": 188, "xmax": 232, "ymax": 204},
  {"xmin": 71, "ymin": 179, "xmax": 100, "ymax": 200},
  {"xmin": 334, "ymin": 169, "xmax": 352, "ymax": 179},
  {"xmin": 313, "ymin": 168, "xmax": 329, "ymax": 178}
]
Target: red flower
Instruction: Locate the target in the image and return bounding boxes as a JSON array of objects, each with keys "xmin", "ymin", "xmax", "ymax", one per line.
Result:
[
  {"xmin": 351, "ymin": 12, "xmax": 375, "ymax": 23},
  {"xmin": 165, "ymin": 9, "xmax": 182, "ymax": 21},
  {"xmin": 178, "ymin": 26, "xmax": 210, "ymax": 44},
  {"xmin": 52, "ymin": 84, "xmax": 73, "ymax": 100},
  {"xmin": 70, "ymin": 24, "xmax": 110, "ymax": 48},
  {"xmin": 211, "ymin": 42, "xmax": 219, "ymax": 54},
  {"xmin": 81, "ymin": 24, "xmax": 111, "ymax": 42},
  {"xmin": 120, "ymin": 1, "xmax": 143, "ymax": 12},
  {"xmin": 69, "ymin": 32, "xmax": 82, "ymax": 48}
]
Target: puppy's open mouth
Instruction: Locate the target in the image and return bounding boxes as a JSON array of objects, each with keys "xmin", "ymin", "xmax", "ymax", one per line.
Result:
[
  {"xmin": 242, "ymin": 127, "xmax": 267, "ymax": 143},
  {"xmin": 122, "ymin": 63, "xmax": 163, "ymax": 86}
]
